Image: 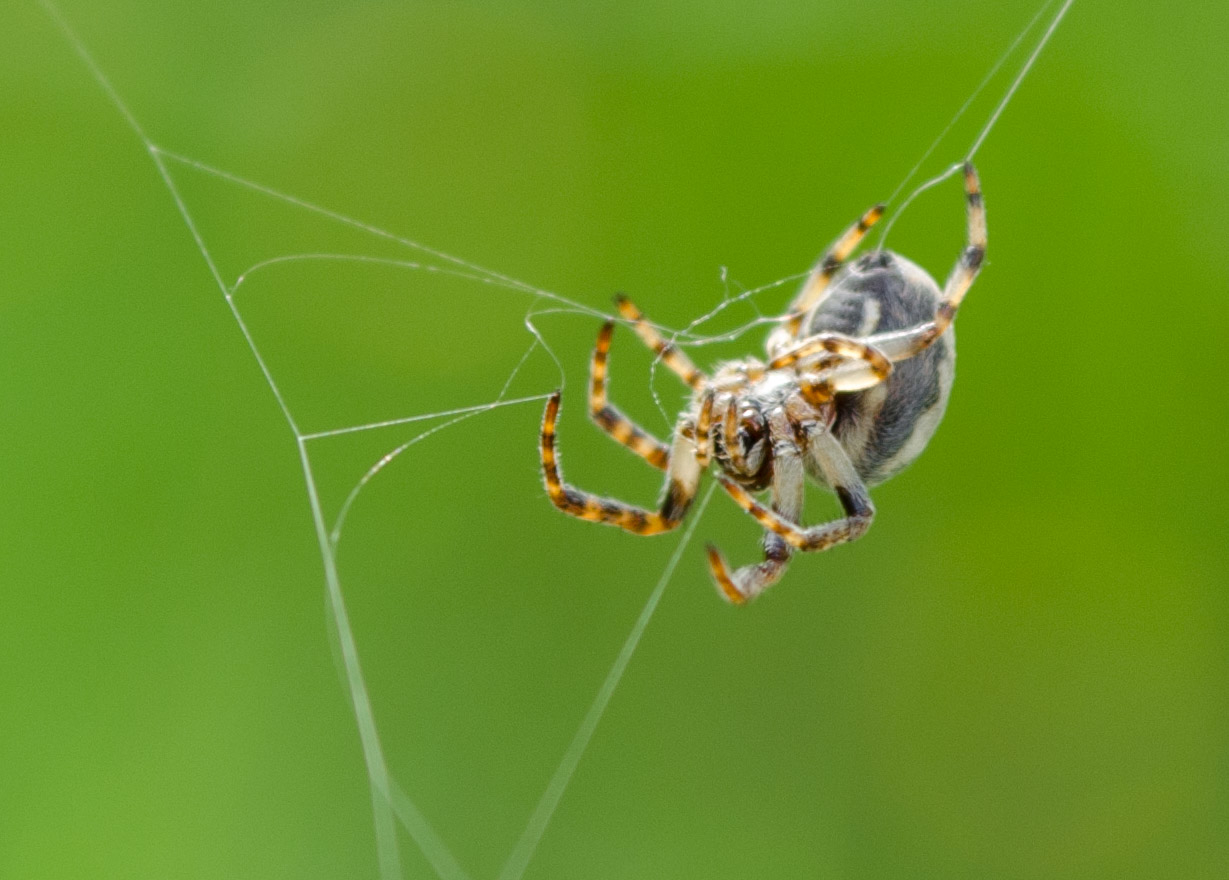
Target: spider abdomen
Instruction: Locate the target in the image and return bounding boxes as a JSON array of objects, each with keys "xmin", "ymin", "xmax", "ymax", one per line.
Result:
[{"xmin": 805, "ymin": 251, "xmax": 956, "ymax": 486}]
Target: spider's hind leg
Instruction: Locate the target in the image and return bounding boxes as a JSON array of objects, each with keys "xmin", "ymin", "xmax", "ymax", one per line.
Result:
[
  {"xmin": 766, "ymin": 202, "xmax": 885, "ymax": 357},
  {"xmin": 933, "ymin": 161, "xmax": 987, "ymax": 337},
  {"xmin": 768, "ymin": 334, "xmax": 893, "ymax": 401},
  {"xmin": 864, "ymin": 162, "xmax": 987, "ymax": 363}
]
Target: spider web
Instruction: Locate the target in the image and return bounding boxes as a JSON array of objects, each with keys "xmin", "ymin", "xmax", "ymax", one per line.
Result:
[{"xmin": 40, "ymin": 0, "xmax": 1074, "ymax": 877}]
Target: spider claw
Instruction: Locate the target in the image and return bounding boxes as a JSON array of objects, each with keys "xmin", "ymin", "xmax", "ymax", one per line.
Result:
[{"xmin": 706, "ymin": 542, "xmax": 747, "ymax": 605}]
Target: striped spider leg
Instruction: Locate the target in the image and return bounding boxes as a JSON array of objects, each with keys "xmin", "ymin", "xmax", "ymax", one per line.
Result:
[
  {"xmin": 705, "ymin": 401, "xmax": 805, "ymax": 603},
  {"xmin": 613, "ymin": 293, "xmax": 706, "ymax": 391},
  {"xmin": 846, "ymin": 162, "xmax": 987, "ymax": 365},
  {"xmin": 768, "ymin": 334, "xmax": 894, "ymax": 405},
  {"xmin": 539, "ymin": 297, "xmax": 706, "ymax": 535},
  {"xmin": 765, "ymin": 202, "xmax": 886, "ymax": 358},
  {"xmin": 587, "ymin": 319, "xmax": 670, "ymax": 470},
  {"xmin": 708, "ymin": 410, "xmax": 876, "ymax": 603},
  {"xmin": 704, "ymin": 375, "xmax": 881, "ymax": 603}
]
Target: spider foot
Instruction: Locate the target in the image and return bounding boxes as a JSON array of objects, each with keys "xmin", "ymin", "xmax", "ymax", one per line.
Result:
[{"xmin": 706, "ymin": 543, "xmax": 749, "ymax": 605}]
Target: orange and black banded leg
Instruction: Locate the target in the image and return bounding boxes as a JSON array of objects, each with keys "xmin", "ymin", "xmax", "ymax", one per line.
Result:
[
  {"xmin": 865, "ymin": 162, "xmax": 987, "ymax": 362},
  {"xmin": 693, "ymin": 388, "xmax": 716, "ymax": 468},
  {"xmin": 714, "ymin": 427, "xmax": 874, "ymax": 555},
  {"xmin": 707, "ymin": 537, "xmax": 793, "ymax": 605},
  {"xmin": 613, "ymin": 294, "xmax": 707, "ymax": 391},
  {"xmin": 719, "ymin": 396, "xmax": 752, "ymax": 476},
  {"xmin": 588, "ymin": 320, "xmax": 670, "ymax": 470},
  {"xmin": 540, "ymin": 391, "xmax": 703, "ymax": 535},
  {"xmin": 767, "ymin": 203, "xmax": 885, "ymax": 355},
  {"xmin": 769, "ymin": 333, "xmax": 893, "ymax": 396},
  {"xmin": 932, "ymin": 161, "xmax": 987, "ymax": 339},
  {"xmin": 706, "ymin": 413, "xmax": 806, "ymax": 604}
]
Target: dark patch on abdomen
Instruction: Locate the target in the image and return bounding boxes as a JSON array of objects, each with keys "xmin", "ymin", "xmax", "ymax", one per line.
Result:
[{"xmin": 806, "ymin": 252, "xmax": 950, "ymax": 484}]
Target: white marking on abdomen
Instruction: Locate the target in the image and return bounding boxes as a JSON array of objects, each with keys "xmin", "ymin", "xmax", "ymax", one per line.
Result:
[{"xmin": 855, "ymin": 297, "xmax": 882, "ymax": 338}]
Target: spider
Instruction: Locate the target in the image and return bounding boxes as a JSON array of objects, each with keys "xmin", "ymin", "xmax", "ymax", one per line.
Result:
[{"xmin": 539, "ymin": 162, "xmax": 986, "ymax": 604}]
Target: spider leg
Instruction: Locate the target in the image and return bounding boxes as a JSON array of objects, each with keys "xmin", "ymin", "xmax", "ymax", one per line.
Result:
[
  {"xmin": 859, "ymin": 162, "xmax": 987, "ymax": 363},
  {"xmin": 694, "ymin": 388, "xmax": 716, "ymax": 468},
  {"xmin": 613, "ymin": 294, "xmax": 707, "ymax": 390},
  {"xmin": 540, "ymin": 391, "xmax": 702, "ymax": 535},
  {"xmin": 769, "ymin": 335, "xmax": 890, "ymax": 374},
  {"xmin": 720, "ymin": 396, "xmax": 750, "ymax": 475},
  {"xmin": 588, "ymin": 320, "xmax": 671, "ymax": 470},
  {"xmin": 714, "ymin": 425, "xmax": 874, "ymax": 553},
  {"xmin": 766, "ymin": 203, "xmax": 884, "ymax": 356},
  {"xmin": 933, "ymin": 161, "xmax": 987, "ymax": 337},
  {"xmin": 769, "ymin": 334, "xmax": 893, "ymax": 396},
  {"xmin": 706, "ymin": 410, "xmax": 805, "ymax": 604}
]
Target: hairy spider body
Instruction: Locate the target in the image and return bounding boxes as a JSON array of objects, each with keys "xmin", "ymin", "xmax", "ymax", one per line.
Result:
[{"xmin": 539, "ymin": 162, "xmax": 986, "ymax": 604}]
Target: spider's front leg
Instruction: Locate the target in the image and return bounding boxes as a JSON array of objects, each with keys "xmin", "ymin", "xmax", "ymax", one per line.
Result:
[
  {"xmin": 540, "ymin": 391, "xmax": 702, "ymax": 535},
  {"xmin": 709, "ymin": 417, "xmax": 875, "ymax": 602},
  {"xmin": 706, "ymin": 408, "xmax": 805, "ymax": 604},
  {"xmin": 588, "ymin": 320, "xmax": 671, "ymax": 470},
  {"xmin": 614, "ymin": 294, "xmax": 706, "ymax": 390}
]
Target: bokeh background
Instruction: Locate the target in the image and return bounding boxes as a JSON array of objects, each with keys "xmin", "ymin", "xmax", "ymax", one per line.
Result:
[{"xmin": 2, "ymin": 1, "xmax": 1226, "ymax": 877}]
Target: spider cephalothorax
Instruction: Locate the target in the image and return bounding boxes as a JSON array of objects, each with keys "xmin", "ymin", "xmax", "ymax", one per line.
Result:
[{"xmin": 539, "ymin": 162, "xmax": 986, "ymax": 604}]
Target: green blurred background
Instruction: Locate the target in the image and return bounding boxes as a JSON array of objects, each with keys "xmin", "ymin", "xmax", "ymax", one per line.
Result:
[{"xmin": 2, "ymin": 0, "xmax": 1226, "ymax": 877}]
